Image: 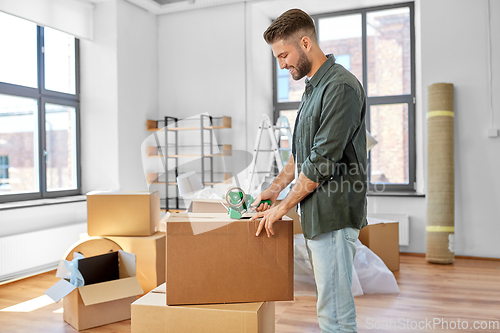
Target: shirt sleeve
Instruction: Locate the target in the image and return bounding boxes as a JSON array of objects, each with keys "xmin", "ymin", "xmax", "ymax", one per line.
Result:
[{"xmin": 301, "ymin": 83, "xmax": 363, "ymax": 184}]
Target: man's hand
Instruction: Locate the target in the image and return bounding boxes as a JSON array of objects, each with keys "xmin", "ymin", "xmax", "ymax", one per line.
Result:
[
  {"xmin": 250, "ymin": 191, "xmax": 279, "ymax": 212},
  {"xmin": 251, "ymin": 204, "xmax": 287, "ymax": 237}
]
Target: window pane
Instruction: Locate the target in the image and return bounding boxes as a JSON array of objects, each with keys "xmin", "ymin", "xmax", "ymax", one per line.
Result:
[
  {"xmin": 318, "ymin": 14, "xmax": 363, "ymax": 85},
  {"xmin": 0, "ymin": 94, "xmax": 39, "ymax": 194},
  {"xmin": 276, "ymin": 112, "xmax": 296, "ymax": 163},
  {"xmin": 279, "ymin": 110, "xmax": 298, "ymax": 134},
  {"xmin": 45, "ymin": 103, "xmax": 77, "ymax": 191},
  {"xmin": 0, "ymin": 12, "xmax": 38, "ymax": 88},
  {"xmin": 367, "ymin": 7, "xmax": 411, "ymax": 97},
  {"xmin": 369, "ymin": 103, "xmax": 409, "ymax": 185},
  {"xmin": 276, "ymin": 59, "xmax": 306, "ymax": 103},
  {"xmin": 44, "ymin": 27, "xmax": 76, "ymax": 94}
]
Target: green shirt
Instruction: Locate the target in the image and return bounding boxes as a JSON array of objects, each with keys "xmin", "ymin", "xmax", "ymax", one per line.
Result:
[{"xmin": 292, "ymin": 54, "xmax": 368, "ymax": 239}]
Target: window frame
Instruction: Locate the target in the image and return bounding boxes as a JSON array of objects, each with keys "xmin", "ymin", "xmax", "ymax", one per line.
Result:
[
  {"xmin": 0, "ymin": 25, "xmax": 81, "ymax": 203},
  {"xmin": 272, "ymin": 2, "xmax": 416, "ymax": 194}
]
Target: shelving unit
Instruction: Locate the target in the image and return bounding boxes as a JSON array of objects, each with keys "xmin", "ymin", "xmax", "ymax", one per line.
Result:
[{"xmin": 146, "ymin": 115, "xmax": 232, "ymax": 212}]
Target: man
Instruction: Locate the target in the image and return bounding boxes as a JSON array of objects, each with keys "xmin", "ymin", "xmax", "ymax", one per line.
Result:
[{"xmin": 250, "ymin": 8, "xmax": 368, "ymax": 333}]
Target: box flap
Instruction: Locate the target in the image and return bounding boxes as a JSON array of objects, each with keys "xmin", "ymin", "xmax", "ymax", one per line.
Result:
[
  {"xmin": 44, "ymin": 279, "xmax": 77, "ymax": 303},
  {"xmin": 78, "ymin": 276, "xmax": 143, "ymax": 306},
  {"xmin": 78, "ymin": 252, "xmax": 119, "ymax": 285},
  {"xmin": 134, "ymin": 291, "xmax": 264, "ymax": 313},
  {"xmin": 151, "ymin": 283, "xmax": 166, "ymax": 294},
  {"xmin": 118, "ymin": 250, "xmax": 136, "ymax": 278},
  {"xmin": 55, "ymin": 260, "xmax": 71, "ymax": 279}
]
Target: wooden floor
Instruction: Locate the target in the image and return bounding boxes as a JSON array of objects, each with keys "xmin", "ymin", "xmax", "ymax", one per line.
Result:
[{"xmin": 1, "ymin": 254, "xmax": 499, "ymax": 332}]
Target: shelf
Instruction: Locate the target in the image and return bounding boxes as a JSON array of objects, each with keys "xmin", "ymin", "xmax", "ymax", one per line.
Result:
[
  {"xmin": 161, "ymin": 209, "xmax": 186, "ymax": 213},
  {"xmin": 148, "ymin": 115, "xmax": 232, "ymax": 211},
  {"xmin": 147, "ymin": 116, "xmax": 231, "ymax": 131},
  {"xmin": 147, "ymin": 145, "xmax": 232, "ymax": 158}
]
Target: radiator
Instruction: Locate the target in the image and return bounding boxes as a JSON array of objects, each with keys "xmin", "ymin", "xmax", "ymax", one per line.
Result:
[
  {"xmin": 0, "ymin": 223, "xmax": 87, "ymax": 283},
  {"xmin": 368, "ymin": 214, "xmax": 410, "ymax": 246}
]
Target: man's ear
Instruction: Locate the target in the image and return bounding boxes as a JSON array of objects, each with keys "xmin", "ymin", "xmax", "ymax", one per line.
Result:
[{"xmin": 301, "ymin": 36, "xmax": 312, "ymax": 52}]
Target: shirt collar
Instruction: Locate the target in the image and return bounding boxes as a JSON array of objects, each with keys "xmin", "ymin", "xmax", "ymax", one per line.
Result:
[{"xmin": 305, "ymin": 54, "xmax": 336, "ymax": 88}]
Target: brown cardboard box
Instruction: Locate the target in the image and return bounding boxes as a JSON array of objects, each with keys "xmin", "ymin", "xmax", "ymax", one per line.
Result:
[
  {"xmin": 188, "ymin": 198, "xmax": 228, "ymax": 213},
  {"xmin": 359, "ymin": 217, "xmax": 400, "ymax": 271},
  {"xmin": 108, "ymin": 232, "xmax": 166, "ymax": 293},
  {"xmin": 45, "ymin": 251, "xmax": 144, "ymax": 331},
  {"xmin": 165, "ymin": 213, "xmax": 293, "ymax": 305},
  {"xmin": 275, "ymin": 199, "xmax": 302, "ymax": 235},
  {"xmin": 87, "ymin": 191, "xmax": 160, "ymax": 236},
  {"xmin": 131, "ymin": 284, "xmax": 275, "ymax": 333}
]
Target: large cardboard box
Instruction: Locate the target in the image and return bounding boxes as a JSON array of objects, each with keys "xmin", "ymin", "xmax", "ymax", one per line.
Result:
[
  {"xmin": 275, "ymin": 199, "xmax": 301, "ymax": 235},
  {"xmin": 165, "ymin": 213, "xmax": 293, "ymax": 305},
  {"xmin": 132, "ymin": 284, "xmax": 275, "ymax": 333},
  {"xmin": 359, "ymin": 217, "xmax": 400, "ymax": 271},
  {"xmin": 45, "ymin": 250, "xmax": 144, "ymax": 331},
  {"xmin": 87, "ymin": 191, "xmax": 160, "ymax": 236},
  {"xmin": 188, "ymin": 198, "xmax": 228, "ymax": 213},
  {"xmin": 108, "ymin": 232, "xmax": 166, "ymax": 293}
]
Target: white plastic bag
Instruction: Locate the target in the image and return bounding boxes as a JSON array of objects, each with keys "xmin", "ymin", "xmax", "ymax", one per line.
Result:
[
  {"xmin": 353, "ymin": 240, "xmax": 400, "ymax": 294},
  {"xmin": 293, "ymin": 234, "xmax": 399, "ymax": 297},
  {"xmin": 293, "ymin": 234, "xmax": 363, "ymax": 296}
]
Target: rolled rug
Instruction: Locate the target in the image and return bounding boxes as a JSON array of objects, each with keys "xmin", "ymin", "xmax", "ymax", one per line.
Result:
[{"xmin": 426, "ymin": 83, "xmax": 455, "ymax": 264}]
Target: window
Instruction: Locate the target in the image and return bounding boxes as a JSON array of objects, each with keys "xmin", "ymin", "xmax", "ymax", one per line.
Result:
[
  {"xmin": 273, "ymin": 3, "xmax": 415, "ymax": 193},
  {"xmin": 0, "ymin": 156, "xmax": 9, "ymax": 190},
  {"xmin": 0, "ymin": 12, "xmax": 80, "ymax": 202}
]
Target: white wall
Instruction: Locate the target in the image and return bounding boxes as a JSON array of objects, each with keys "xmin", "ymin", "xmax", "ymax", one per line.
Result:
[
  {"xmin": 80, "ymin": 0, "xmax": 120, "ymax": 193},
  {"xmin": 0, "ymin": 202, "xmax": 86, "ymax": 238},
  {"xmin": 116, "ymin": 0, "xmax": 158, "ymax": 191},
  {"xmin": 80, "ymin": 0, "xmax": 157, "ymax": 193},
  {"xmin": 157, "ymin": 3, "xmax": 248, "ymax": 191},
  {"xmin": 419, "ymin": 0, "xmax": 500, "ymax": 257}
]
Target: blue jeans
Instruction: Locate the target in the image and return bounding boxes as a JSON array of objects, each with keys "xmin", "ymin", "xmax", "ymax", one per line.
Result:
[{"xmin": 305, "ymin": 228, "xmax": 359, "ymax": 333}]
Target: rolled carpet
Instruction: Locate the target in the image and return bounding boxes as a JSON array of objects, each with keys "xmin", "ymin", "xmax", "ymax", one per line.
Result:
[{"xmin": 426, "ymin": 83, "xmax": 455, "ymax": 264}]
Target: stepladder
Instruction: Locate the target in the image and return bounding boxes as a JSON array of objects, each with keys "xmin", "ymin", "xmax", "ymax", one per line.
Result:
[{"xmin": 247, "ymin": 114, "xmax": 293, "ymax": 194}]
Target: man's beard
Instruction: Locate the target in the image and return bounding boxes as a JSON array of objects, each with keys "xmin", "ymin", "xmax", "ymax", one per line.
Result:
[{"xmin": 290, "ymin": 47, "xmax": 312, "ymax": 81}]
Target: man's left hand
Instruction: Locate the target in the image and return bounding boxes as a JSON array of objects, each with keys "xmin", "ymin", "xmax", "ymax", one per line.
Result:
[{"xmin": 251, "ymin": 205, "xmax": 287, "ymax": 237}]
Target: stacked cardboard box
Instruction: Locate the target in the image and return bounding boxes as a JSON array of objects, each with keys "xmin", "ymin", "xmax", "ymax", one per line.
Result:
[
  {"xmin": 86, "ymin": 191, "xmax": 166, "ymax": 293},
  {"xmin": 131, "ymin": 210, "xmax": 293, "ymax": 332},
  {"xmin": 132, "ymin": 284, "xmax": 275, "ymax": 333},
  {"xmin": 163, "ymin": 213, "xmax": 294, "ymax": 305},
  {"xmin": 45, "ymin": 191, "xmax": 164, "ymax": 331}
]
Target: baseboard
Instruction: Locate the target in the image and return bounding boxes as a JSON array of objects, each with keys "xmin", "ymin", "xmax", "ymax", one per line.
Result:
[
  {"xmin": 0, "ymin": 262, "xmax": 58, "ymax": 285},
  {"xmin": 401, "ymin": 252, "xmax": 500, "ymax": 261}
]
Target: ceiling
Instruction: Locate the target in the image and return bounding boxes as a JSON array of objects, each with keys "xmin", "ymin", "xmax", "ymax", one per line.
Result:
[{"xmin": 86, "ymin": 0, "xmax": 271, "ymax": 15}]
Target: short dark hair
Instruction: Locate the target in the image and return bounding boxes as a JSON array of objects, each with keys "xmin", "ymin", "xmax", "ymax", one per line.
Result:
[{"xmin": 263, "ymin": 9, "xmax": 317, "ymax": 45}]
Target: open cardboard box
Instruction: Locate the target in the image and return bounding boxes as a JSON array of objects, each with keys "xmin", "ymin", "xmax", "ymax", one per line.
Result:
[
  {"xmin": 164, "ymin": 213, "xmax": 293, "ymax": 305},
  {"xmin": 132, "ymin": 284, "xmax": 275, "ymax": 333},
  {"xmin": 45, "ymin": 250, "xmax": 143, "ymax": 331},
  {"xmin": 87, "ymin": 191, "xmax": 160, "ymax": 237}
]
